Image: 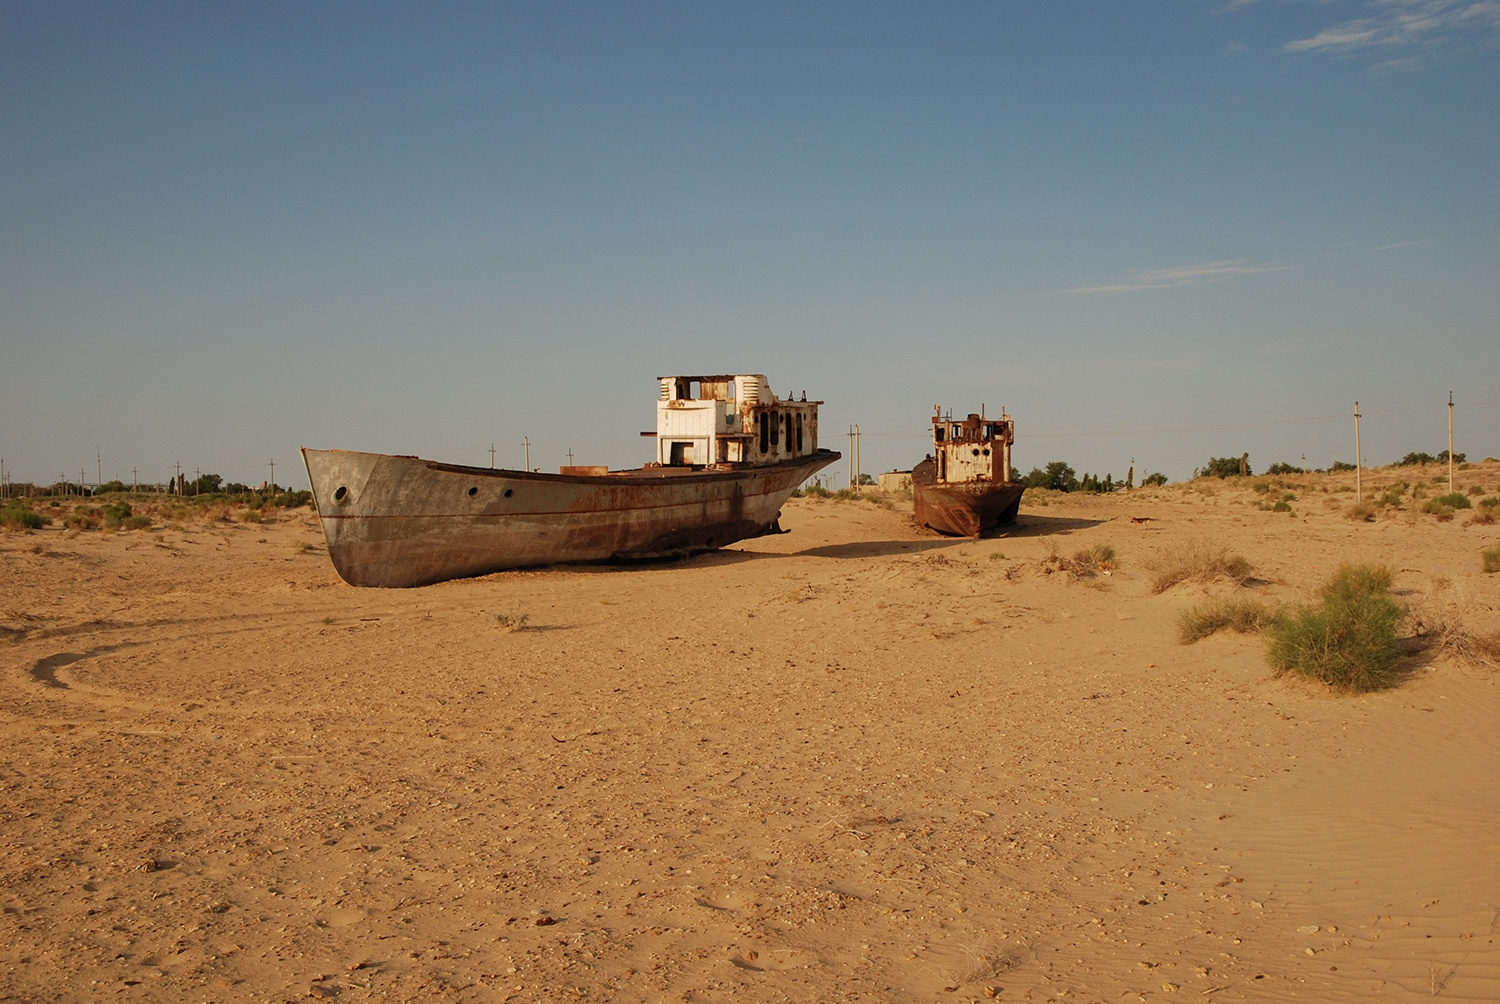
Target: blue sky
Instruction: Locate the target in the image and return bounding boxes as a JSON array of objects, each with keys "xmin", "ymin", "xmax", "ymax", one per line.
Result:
[{"xmin": 3, "ymin": 1, "xmax": 1497, "ymax": 490}]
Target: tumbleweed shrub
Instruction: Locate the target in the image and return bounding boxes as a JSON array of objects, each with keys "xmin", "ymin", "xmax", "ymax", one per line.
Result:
[
  {"xmin": 1483, "ymin": 545, "xmax": 1500, "ymax": 574},
  {"xmin": 1343, "ymin": 501, "xmax": 1376, "ymax": 521},
  {"xmin": 1265, "ymin": 563, "xmax": 1402, "ymax": 692},
  {"xmin": 1149, "ymin": 541, "xmax": 1252, "ymax": 594},
  {"xmin": 1178, "ymin": 596, "xmax": 1280, "ymax": 644}
]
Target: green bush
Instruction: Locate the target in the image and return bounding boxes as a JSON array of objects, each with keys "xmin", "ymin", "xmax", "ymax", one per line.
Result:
[
  {"xmin": 0, "ymin": 504, "xmax": 50, "ymax": 530},
  {"xmin": 1432, "ymin": 492, "xmax": 1473, "ymax": 509},
  {"xmin": 1265, "ymin": 564, "xmax": 1402, "ymax": 692}
]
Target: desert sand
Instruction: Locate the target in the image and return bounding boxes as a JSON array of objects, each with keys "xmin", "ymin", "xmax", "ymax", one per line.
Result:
[{"xmin": 3, "ymin": 467, "xmax": 1499, "ymax": 1003}]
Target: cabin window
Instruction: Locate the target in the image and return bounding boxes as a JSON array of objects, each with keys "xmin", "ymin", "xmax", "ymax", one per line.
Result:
[
  {"xmin": 934, "ymin": 427, "xmax": 945, "ymax": 443},
  {"xmin": 783, "ymin": 414, "xmax": 792, "ymax": 451},
  {"xmin": 770, "ymin": 410, "xmax": 780, "ymax": 447},
  {"xmin": 759, "ymin": 412, "xmax": 769, "ymax": 453},
  {"xmin": 796, "ymin": 413, "xmax": 804, "ymax": 452}
]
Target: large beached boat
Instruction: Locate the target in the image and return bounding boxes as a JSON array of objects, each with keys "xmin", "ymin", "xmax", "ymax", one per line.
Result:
[
  {"xmin": 302, "ymin": 375, "xmax": 839, "ymax": 587},
  {"xmin": 911, "ymin": 406, "xmax": 1023, "ymax": 537}
]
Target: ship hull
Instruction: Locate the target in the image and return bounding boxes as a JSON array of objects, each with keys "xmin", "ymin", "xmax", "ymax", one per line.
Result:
[
  {"xmin": 911, "ymin": 458, "xmax": 1024, "ymax": 537},
  {"xmin": 302, "ymin": 448, "xmax": 840, "ymax": 587}
]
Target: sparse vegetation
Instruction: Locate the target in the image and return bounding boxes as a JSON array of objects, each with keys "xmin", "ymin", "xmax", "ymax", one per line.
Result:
[
  {"xmin": 1149, "ymin": 542, "xmax": 1252, "ymax": 593},
  {"xmin": 1344, "ymin": 501, "xmax": 1376, "ymax": 521},
  {"xmin": 1178, "ymin": 596, "xmax": 1279, "ymax": 644},
  {"xmin": 1265, "ymin": 564, "xmax": 1403, "ymax": 693},
  {"xmin": 1140, "ymin": 472, "xmax": 1169, "ymax": 487}
]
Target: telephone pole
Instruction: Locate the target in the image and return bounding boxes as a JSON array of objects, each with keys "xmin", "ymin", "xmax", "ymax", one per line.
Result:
[
  {"xmin": 1353, "ymin": 402, "xmax": 1362, "ymax": 502},
  {"xmin": 1447, "ymin": 391, "xmax": 1455, "ymax": 493},
  {"xmin": 268, "ymin": 459, "xmax": 275, "ymax": 492},
  {"xmin": 490, "ymin": 443, "xmax": 496, "ymax": 469},
  {"xmin": 97, "ymin": 447, "xmax": 101, "ymax": 493},
  {"xmin": 524, "ymin": 437, "xmax": 531, "ymax": 471},
  {"xmin": 175, "ymin": 461, "xmax": 182, "ymax": 497}
]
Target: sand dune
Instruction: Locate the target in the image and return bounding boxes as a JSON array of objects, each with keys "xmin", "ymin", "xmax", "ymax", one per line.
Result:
[{"xmin": 2, "ymin": 469, "xmax": 1498, "ymax": 1002}]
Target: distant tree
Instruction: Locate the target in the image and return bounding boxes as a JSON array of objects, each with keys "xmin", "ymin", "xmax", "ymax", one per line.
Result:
[
  {"xmin": 1141, "ymin": 472, "xmax": 1169, "ymax": 487},
  {"xmin": 225, "ymin": 482, "xmax": 250, "ymax": 494},
  {"xmin": 1329, "ymin": 460, "xmax": 1357, "ymax": 472},
  {"xmin": 98, "ymin": 479, "xmax": 127, "ymax": 494},
  {"xmin": 1021, "ymin": 462, "xmax": 1078, "ymax": 491},
  {"xmin": 1438, "ymin": 450, "xmax": 1466, "ymax": 464},
  {"xmin": 1203, "ymin": 454, "xmax": 1251, "ymax": 478},
  {"xmin": 1397, "ymin": 452, "xmax": 1438, "ymax": 466},
  {"xmin": 1265, "ymin": 462, "xmax": 1304, "ymax": 475},
  {"xmin": 857, "ymin": 473, "xmax": 875, "ymax": 486},
  {"xmin": 193, "ymin": 473, "xmax": 224, "ymax": 494}
]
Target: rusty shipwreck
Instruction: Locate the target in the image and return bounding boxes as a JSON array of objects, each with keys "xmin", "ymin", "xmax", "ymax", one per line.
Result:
[
  {"xmin": 301, "ymin": 375, "xmax": 840, "ymax": 587},
  {"xmin": 911, "ymin": 406, "xmax": 1023, "ymax": 537}
]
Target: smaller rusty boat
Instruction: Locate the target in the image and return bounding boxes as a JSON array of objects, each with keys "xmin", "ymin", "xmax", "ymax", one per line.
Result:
[
  {"xmin": 911, "ymin": 406, "xmax": 1023, "ymax": 537},
  {"xmin": 302, "ymin": 375, "xmax": 839, "ymax": 587}
]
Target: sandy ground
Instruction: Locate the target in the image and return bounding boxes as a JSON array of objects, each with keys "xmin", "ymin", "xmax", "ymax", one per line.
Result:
[{"xmin": 3, "ymin": 467, "xmax": 1499, "ymax": 1003}]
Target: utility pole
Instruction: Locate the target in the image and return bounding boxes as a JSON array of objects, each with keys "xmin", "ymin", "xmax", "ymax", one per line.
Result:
[
  {"xmin": 269, "ymin": 459, "xmax": 275, "ymax": 492},
  {"xmin": 524, "ymin": 437, "xmax": 531, "ymax": 472},
  {"xmin": 854, "ymin": 424, "xmax": 862, "ymax": 488},
  {"xmin": 80, "ymin": 468, "xmax": 86, "ymax": 497},
  {"xmin": 848, "ymin": 426, "xmax": 855, "ymax": 489},
  {"xmin": 1353, "ymin": 402, "xmax": 1362, "ymax": 502},
  {"xmin": 566, "ymin": 448, "xmax": 574, "ymax": 467},
  {"xmin": 1448, "ymin": 391, "xmax": 1455, "ymax": 493},
  {"xmin": 132, "ymin": 467, "xmax": 138, "ymax": 492},
  {"xmin": 175, "ymin": 461, "xmax": 182, "ymax": 497},
  {"xmin": 97, "ymin": 447, "xmax": 101, "ymax": 493},
  {"xmin": 490, "ymin": 443, "xmax": 496, "ymax": 469},
  {"xmin": 194, "ymin": 467, "xmax": 201, "ymax": 496}
]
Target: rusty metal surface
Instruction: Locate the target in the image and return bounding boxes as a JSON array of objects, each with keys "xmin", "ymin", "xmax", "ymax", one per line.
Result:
[{"xmin": 302, "ymin": 447, "xmax": 840, "ymax": 587}]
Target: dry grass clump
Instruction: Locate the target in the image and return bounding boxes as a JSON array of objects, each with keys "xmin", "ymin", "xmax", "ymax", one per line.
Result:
[
  {"xmin": 1266, "ymin": 564, "xmax": 1403, "ymax": 693},
  {"xmin": 1178, "ymin": 596, "xmax": 1280, "ymax": 644},
  {"xmin": 1149, "ymin": 541, "xmax": 1252, "ymax": 594},
  {"xmin": 1344, "ymin": 501, "xmax": 1377, "ymax": 521},
  {"xmin": 1041, "ymin": 542, "xmax": 1116, "ymax": 579},
  {"xmin": 493, "ymin": 611, "xmax": 530, "ymax": 632},
  {"xmin": 1483, "ymin": 544, "xmax": 1500, "ymax": 574}
]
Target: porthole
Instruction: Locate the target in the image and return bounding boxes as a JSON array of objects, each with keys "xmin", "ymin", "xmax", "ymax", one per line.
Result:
[
  {"xmin": 468, "ymin": 486, "xmax": 478, "ymax": 497},
  {"xmin": 333, "ymin": 486, "xmax": 350, "ymax": 504},
  {"xmin": 504, "ymin": 488, "xmax": 514, "ymax": 498}
]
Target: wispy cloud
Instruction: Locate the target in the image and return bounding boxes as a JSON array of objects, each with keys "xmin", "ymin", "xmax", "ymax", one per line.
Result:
[
  {"xmin": 1282, "ymin": 0, "xmax": 1500, "ymax": 56},
  {"xmin": 1063, "ymin": 259, "xmax": 1292, "ymax": 295}
]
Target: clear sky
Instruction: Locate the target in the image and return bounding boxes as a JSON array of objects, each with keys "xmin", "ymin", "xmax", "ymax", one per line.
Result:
[{"xmin": 3, "ymin": 1, "xmax": 1497, "ymax": 490}]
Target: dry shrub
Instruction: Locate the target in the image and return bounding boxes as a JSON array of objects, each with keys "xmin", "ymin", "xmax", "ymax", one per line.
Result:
[
  {"xmin": 1041, "ymin": 542, "xmax": 1116, "ymax": 579},
  {"xmin": 1344, "ymin": 501, "xmax": 1377, "ymax": 521},
  {"xmin": 1150, "ymin": 542, "xmax": 1252, "ymax": 594},
  {"xmin": 1178, "ymin": 596, "xmax": 1280, "ymax": 644}
]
